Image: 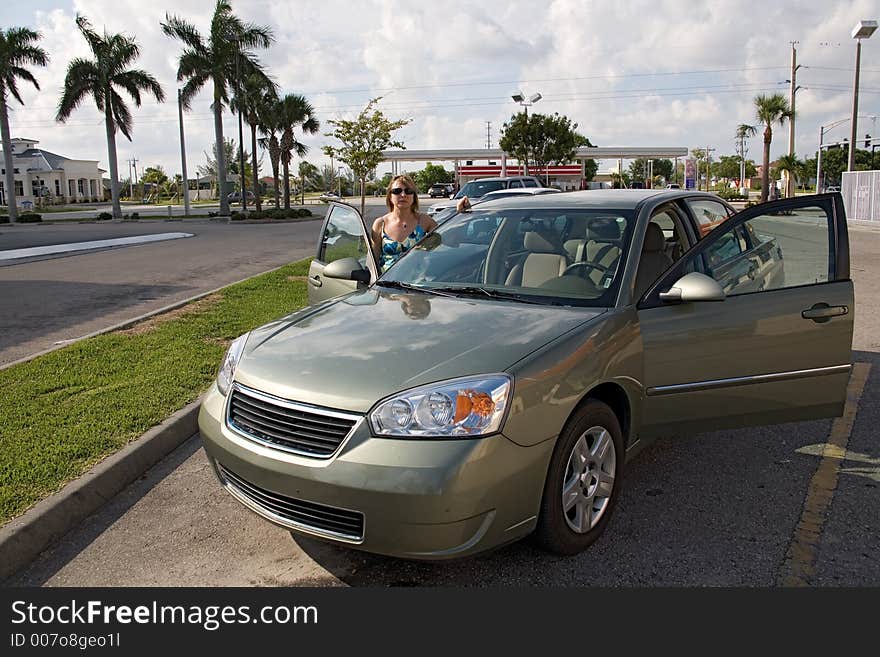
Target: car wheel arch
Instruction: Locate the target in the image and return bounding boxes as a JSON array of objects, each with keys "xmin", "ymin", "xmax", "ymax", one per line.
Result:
[{"xmin": 575, "ymin": 382, "xmax": 631, "ymax": 447}]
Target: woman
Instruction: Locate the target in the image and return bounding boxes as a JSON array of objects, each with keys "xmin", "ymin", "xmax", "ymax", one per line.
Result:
[{"xmin": 372, "ymin": 175, "xmax": 438, "ymax": 272}]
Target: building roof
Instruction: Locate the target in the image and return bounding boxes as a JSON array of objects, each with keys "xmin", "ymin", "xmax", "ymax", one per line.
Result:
[{"xmin": 18, "ymin": 148, "xmax": 69, "ymax": 171}]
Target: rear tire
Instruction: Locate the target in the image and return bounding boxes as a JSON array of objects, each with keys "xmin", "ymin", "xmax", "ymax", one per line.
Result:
[{"xmin": 534, "ymin": 400, "xmax": 624, "ymax": 555}]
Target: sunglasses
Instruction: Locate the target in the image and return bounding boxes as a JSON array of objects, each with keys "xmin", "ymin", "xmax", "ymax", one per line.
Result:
[{"xmin": 390, "ymin": 187, "xmax": 415, "ymax": 196}]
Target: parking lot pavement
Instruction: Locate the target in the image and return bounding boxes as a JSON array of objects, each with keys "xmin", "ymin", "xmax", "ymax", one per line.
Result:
[{"xmin": 3, "ymin": 217, "xmax": 880, "ymax": 587}]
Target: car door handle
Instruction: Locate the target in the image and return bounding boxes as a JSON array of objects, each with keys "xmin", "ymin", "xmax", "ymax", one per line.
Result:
[
  {"xmin": 309, "ymin": 275, "xmax": 322, "ymax": 288},
  {"xmin": 802, "ymin": 303, "xmax": 847, "ymax": 323}
]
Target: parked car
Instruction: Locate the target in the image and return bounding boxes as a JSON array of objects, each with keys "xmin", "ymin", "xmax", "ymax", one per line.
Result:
[
  {"xmin": 318, "ymin": 191, "xmax": 342, "ymax": 202},
  {"xmin": 826, "ymin": 185, "xmax": 841, "ymax": 193},
  {"xmin": 426, "ymin": 175, "xmax": 543, "ymax": 216},
  {"xmin": 428, "ymin": 183, "xmax": 453, "ymax": 198},
  {"xmin": 666, "ymin": 183, "xmax": 681, "ymax": 189},
  {"xmin": 199, "ymin": 189, "xmax": 852, "ymax": 560},
  {"xmin": 227, "ymin": 190, "xmax": 255, "ymax": 204}
]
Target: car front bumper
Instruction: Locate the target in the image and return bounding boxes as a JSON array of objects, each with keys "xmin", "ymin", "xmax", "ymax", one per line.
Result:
[{"xmin": 198, "ymin": 382, "xmax": 555, "ymax": 560}]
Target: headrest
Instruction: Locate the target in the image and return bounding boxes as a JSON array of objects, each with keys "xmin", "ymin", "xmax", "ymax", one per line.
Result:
[
  {"xmin": 587, "ymin": 217, "xmax": 621, "ymax": 241},
  {"xmin": 643, "ymin": 222, "xmax": 666, "ymax": 252},
  {"xmin": 524, "ymin": 230, "xmax": 559, "ymax": 252}
]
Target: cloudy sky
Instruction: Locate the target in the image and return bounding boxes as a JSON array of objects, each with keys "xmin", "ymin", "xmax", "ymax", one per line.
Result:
[{"xmin": 3, "ymin": 0, "xmax": 879, "ymax": 179}]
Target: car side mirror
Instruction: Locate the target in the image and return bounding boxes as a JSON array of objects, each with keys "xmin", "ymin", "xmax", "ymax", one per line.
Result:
[
  {"xmin": 658, "ymin": 272, "xmax": 725, "ymax": 303},
  {"xmin": 323, "ymin": 257, "xmax": 371, "ymax": 283}
]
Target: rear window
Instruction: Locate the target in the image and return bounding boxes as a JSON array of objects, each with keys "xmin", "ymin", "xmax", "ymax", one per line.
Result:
[{"xmin": 455, "ymin": 180, "xmax": 506, "ymax": 199}]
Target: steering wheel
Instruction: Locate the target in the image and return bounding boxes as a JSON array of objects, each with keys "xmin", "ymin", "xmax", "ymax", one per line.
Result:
[{"xmin": 563, "ymin": 261, "xmax": 610, "ymax": 278}]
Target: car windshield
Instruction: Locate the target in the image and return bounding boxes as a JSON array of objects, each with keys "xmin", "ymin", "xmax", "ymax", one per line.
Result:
[
  {"xmin": 454, "ymin": 180, "xmax": 507, "ymax": 199},
  {"xmin": 379, "ymin": 207, "xmax": 634, "ymax": 307}
]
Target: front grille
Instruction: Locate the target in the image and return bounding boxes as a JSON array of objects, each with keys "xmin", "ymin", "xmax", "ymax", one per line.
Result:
[
  {"xmin": 218, "ymin": 463, "xmax": 365, "ymax": 542},
  {"xmin": 227, "ymin": 384, "xmax": 360, "ymax": 457}
]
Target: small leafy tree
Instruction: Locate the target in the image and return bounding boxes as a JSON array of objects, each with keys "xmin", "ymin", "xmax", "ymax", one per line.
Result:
[
  {"xmin": 323, "ymin": 96, "xmax": 410, "ymax": 214},
  {"xmin": 499, "ymin": 112, "xmax": 591, "ymax": 182},
  {"xmin": 413, "ymin": 163, "xmax": 453, "ymax": 192}
]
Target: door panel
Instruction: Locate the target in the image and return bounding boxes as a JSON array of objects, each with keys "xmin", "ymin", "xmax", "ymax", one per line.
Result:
[
  {"xmin": 307, "ymin": 203, "xmax": 376, "ymax": 305},
  {"xmin": 637, "ymin": 194, "xmax": 853, "ymax": 437}
]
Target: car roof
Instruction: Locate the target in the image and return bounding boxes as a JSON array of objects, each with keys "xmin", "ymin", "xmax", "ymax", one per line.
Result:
[
  {"xmin": 464, "ymin": 175, "xmax": 537, "ymax": 182},
  {"xmin": 480, "ymin": 187, "xmax": 560, "ymax": 197},
  {"xmin": 470, "ymin": 188, "xmax": 726, "ymax": 211}
]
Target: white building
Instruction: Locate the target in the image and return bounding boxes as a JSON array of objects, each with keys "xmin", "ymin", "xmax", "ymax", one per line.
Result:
[{"xmin": 0, "ymin": 137, "xmax": 106, "ymax": 209}]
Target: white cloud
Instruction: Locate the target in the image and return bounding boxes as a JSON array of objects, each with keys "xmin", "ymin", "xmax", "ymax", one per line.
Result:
[{"xmin": 5, "ymin": 0, "xmax": 879, "ymax": 180}]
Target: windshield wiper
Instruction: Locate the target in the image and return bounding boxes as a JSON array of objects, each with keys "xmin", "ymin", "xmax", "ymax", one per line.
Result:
[
  {"xmin": 429, "ymin": 285, "xmax": 552, "ymax": 305},
  {"xmin": 375, "ymin": 280, "xmax": 457, "ymax": 297}
]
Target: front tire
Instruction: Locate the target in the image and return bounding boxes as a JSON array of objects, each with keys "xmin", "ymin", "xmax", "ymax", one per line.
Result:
[{"xmin": 534, "ymin": 400, "xmax": 624, "ymax": 555}]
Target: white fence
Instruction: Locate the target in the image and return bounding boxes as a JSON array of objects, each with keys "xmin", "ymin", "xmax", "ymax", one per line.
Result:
[{"xmin": 841, "ymin": 170, "xmax": 880, "ymax": 222}]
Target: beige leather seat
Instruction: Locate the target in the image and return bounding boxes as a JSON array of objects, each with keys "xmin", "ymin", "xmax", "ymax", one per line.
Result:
[
  {"xmin": 634, "ymin": 222, "xmax": 673, "ymax": 300},
  {"xmin": 583, "ymin": 218, "xmax": 621, "ymax": 286},
  {"xmin": 505, "ymin": 231, "xmax": 568, "ymax": 287}
]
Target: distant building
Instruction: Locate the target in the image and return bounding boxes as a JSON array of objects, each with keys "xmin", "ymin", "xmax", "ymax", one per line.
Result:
[{"xmin": 0, "ymin": 137, "xmax": 106, "ymax": 207}]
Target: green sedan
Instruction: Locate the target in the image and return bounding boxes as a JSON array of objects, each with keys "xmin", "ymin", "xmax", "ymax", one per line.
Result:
[{"xmin": 198, "ymin": 189, "xmax": 853, "ymax": 559}]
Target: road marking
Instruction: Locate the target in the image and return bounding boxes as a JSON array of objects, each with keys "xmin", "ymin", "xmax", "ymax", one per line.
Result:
[
  {"xmin": 0, "ymin": 232, "xmax": 194, "ymax": 262},
  {"xmin": 777, "ymin": 361, "xmax": 871, "ymax": 586}
]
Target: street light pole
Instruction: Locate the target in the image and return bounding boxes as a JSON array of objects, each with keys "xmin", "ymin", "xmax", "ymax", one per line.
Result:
[
  {"xmin": 177, "ymin": 89, "xmax": 191, "ymax": 216},
  {"xmin": 511, "ymin": 91, "xmax": 541, "ymax": 176},
  {"xmin": 849, "ymin": 20, "xmax": 878, "ymax": 172}
]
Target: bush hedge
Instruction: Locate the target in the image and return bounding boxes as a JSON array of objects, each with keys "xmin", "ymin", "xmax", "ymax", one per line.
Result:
[
  {"xmin": 17, "ymin": 213, "xmax": 42, "ymax": 223},
  {"xmin": 231, "ymin": 208, "xmax": 312, "ymax": 221},
  {"xmin": 96, "ymin": 212, "xmax": 113, "ymax": 221}
]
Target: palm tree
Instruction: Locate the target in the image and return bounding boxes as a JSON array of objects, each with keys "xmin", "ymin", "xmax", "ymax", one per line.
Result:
[
  {"xmin": 0, "ymin": 27, "xmax": 48, "ymax": 222},
  {"xmin": 162, "ymin": 1, "xmax": 273, "ymax": 217},
  {"xmin": 775, "ymin": 153, "xmax": 804, "ymax": 195},
  {"xmin": 57, "ymin": 15, "xmax": 164, "ymax": 219},
  {"xmin": 276, "ymin": 94, "xmax": 319, "ymax": 209},
  {"xmin": 231, "ymin": 73, "xmax": 276, "ymax": 212},
  {"xmin": 751, "ymin": 93, "xmax": 794, "ymax": 203},
  {"xmin": 258, "ymin": 109, "xmax": 280, "ymax": 208}
]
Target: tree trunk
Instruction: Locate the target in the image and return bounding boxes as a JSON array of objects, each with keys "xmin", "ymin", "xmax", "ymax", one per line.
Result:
[
  {"xmin": 104, "ymin": 96, "xmax": 122, "ymax": 220},
  {"xmin": 360, "ymin": 177, "xmax": 366, "ymax": 216},
  {"xmin": 213, "ymin": 86, "xmax": 229, "ymax": 216},
  {"xmin": 251, "ymin": 123, "xmax": 261, "ymax": 211},
  {"xmin": 283, "ymin": 159, "xmax": 290, "ymax": 210},
  {"xmin": 761, "ymin": 125, "xmax": 772, "ymax": 204},
  {"xmin": 0, "ymin": 94, "xmax": 18, "ymax": 222}
]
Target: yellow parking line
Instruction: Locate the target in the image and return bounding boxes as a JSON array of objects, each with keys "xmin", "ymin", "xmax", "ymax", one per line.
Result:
[{"xmin": 777, "ymin": 362, "xmax": 871, "ymax": 586}]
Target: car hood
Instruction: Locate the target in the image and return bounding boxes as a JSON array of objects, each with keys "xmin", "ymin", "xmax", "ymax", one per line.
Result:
[{"xmin": 234, "ymin": 288, "xmax": 605, "ymax": 412}]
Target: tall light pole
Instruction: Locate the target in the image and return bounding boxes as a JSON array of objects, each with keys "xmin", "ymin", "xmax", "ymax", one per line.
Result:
[
  {"xmin": 511, "ymin": 91, "xmax": 542, "ymax": 175},
  {"xmin": 849, "ymin": 20, "xmax": 877, "ymax": 172},
  {"xmin": 177, "ymin": 89, "xmax": 191, "ymax": 216}
]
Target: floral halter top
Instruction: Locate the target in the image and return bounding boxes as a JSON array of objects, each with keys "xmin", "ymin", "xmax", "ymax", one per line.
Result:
[{"xmin": 380, "ymin": 219, "xmax": 426, "ymax": 272}]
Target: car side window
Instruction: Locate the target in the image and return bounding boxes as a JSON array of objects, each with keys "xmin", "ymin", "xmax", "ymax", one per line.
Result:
[
  {"xmin": 687, "ymin": 199, "xmax": 732, "ymax": 238},
  {"xmin": 508, "ymin": 180, "xmax": 522, "ymax": 188},
  {"xmin": 682, "ymin": 204, "xmax": 833, "ymax": 296},
  {"xmin": 523, "ymin": 179, "xmax": 538, "ymax": 187},
  {"xmin": 319, "ymin": 205, "xmax": 371, "ymax": 267}
]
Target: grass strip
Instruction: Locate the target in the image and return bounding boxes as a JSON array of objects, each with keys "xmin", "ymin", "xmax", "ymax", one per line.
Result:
[{"xmin": 0, "ymin": 258, "xmax": 312, "ymax": 526}]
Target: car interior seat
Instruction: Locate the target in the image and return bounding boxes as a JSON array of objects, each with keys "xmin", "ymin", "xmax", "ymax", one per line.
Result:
[
  {"xmin": 583, "ymin": 218, "xmax": 622, "ymax": 286},
  {"xmin": 634, "ymin": 222, "xmax": 674, "ymax": 300},
  {"xmin": 505, "ymin": 231, "xmax": 568, "ymax": 287}
]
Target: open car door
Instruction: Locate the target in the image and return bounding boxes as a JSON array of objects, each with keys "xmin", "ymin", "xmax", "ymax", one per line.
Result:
[
  {"xmin": 307, "ymin": 202, "xmax": 378, "ymax": 305},
  {"xmin": 636, "ymin": 193, "xmax": 853, "ymax": 438}
]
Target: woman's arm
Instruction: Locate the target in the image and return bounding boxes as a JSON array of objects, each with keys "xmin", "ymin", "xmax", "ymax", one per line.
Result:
[
  {"xmin": 370, "ymin": 217, "xmax": 384, "ymax": 260},
  {"xmin": 422, "ymin": 213, "xmax": 438, "ymax": 233}
]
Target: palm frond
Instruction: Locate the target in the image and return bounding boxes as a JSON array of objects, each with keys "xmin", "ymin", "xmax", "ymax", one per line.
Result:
[
  {"xmin": 160, "ymin": 14, "xmax": 206, "ymax": 53},
  {"xmin": 56, "ymin": 58, "xmax": 101, "ymax": 121},
  {"xmin": 111, "ymin": 89, "xmax": 133, "ymax": 140},
  {"xmin": 114, "ymin": 69, "xmax": 165, "ymax": 105}
]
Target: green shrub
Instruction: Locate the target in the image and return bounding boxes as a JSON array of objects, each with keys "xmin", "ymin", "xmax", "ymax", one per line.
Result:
[
  {"xmin": 0, "ymin": 216, "xmax": 8, "ymax": 224},
  {"xmin": 96, "ymin": 211, "xmax": 113, "ymax": 221},
  {"xmin": 18, "ymin": 213, "xmax": 42, "ymax": 223},
  {"xmin": 296, "ymin": 208, "xmax": 312, "ymax": 218},
  {"xmin": 248, "ymin": 211, "xmax": 265, "ymax": 220},
  {"xmin": 715, "ymin": 189, "xmax": 748, "ymax": 201},
  {"xmin": 230, "ymin": 211, "xmax": 246, "ymax": 221},
  {"xmin": 208, "ymin": 211, "xmax": 218, "ymax": 217},
  {"xmin": 130, "ymin": 212, "xmax": 140, "ymax": 220}
]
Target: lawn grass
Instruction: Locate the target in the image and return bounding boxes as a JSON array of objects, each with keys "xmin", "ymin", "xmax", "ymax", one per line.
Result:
[{"xmin": 0, "ymin": 258, "xmax": 312, "ymax": 526}]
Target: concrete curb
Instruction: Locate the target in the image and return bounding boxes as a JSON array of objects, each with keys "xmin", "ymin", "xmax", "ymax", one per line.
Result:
[{"xmin": 0, "ymin": 398, "xmax": 202, "ymax": 582}]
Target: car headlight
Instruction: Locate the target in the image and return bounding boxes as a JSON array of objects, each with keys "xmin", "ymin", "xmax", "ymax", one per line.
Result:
[
  {"xmin": 369, "ymin": 374, "xmax": 512, "ymax": 438},
  {"xmin": 216, "ymin": 332, "xmax": 249, "ymax": 396}
]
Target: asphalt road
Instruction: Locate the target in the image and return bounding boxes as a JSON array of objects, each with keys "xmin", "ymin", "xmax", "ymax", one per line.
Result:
[
  {"xmin": 4, "ymin": 220, "xmax": 880, "ymax": 587},
  {"xmin": 0, "ymin": 199, "xmax": 389, "ymax": 367}
]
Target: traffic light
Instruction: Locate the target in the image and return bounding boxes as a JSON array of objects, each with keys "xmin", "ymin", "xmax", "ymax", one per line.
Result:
[{"xmin": 866, "ymin": 134, "xmax": 873, "ymax": 148}]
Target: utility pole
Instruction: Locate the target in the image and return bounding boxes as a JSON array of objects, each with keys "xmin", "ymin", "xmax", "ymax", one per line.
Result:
[
  {"xmin": 177, "ymin": 89, "xmax": 191, "ymax": 216},
  {"xmin": 128, "ymin": 158, "xmax": 134, "ymax": 199},
  {"xmin": 787, "ymin": 41, "xmax": 801, "ymax": 197},
  {"xmin": 131, "ymin": 157, "xmax": 139, "ymax": 202},
  {"xmin": 486, "ymin": 121, "xmax": 491, "ymax": 149}
]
